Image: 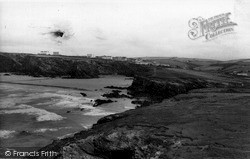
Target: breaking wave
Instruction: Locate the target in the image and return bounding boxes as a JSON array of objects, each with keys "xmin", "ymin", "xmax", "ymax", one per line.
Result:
[
  {"xmin": 34, "ymin": 127, "xmax": 71, "ymax": 133},
  {"xmin": 0, "ymin": 130, "xmax": 16, "ymax": 139},
  {"xmin": 83, "ymin": 108, "xmax": 115, "ymax": 116},
  {"xmin": 0, "ymin": 104, "xmax": 65, "ymax": 121}
]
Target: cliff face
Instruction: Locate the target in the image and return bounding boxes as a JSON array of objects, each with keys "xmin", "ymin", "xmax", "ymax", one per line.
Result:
[
  {"xmin": 127, "ymin": 66, "xmax": 246, "ymax": 102},
  {"xmin": 37, "ymin": 63, "xmax": 250, "ymax": 159},
  {"xmin": 4, "ymin": 52, "xmax": 247, "ymax": 158},
  {"xmin": 37, "ymin": 73, "xmax": 250, "ymax": 159},
  {"xmin": 128, "ymin": 76, "xmax": 208, "ymax": 101},
  {"xmin": 39, "ymin": 89, "xmax": 250, "ymax": 159},
  {"xmin": 0, "ymin": 53, "xmax": 152, "ymax": 78}
]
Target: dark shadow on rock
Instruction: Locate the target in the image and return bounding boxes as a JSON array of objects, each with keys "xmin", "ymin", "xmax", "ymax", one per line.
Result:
[
  {"xmin": 80, "ymin": 92, "xmax": 87, "ymax": 97},
  {"xmin": 94, "ymin": 99, "xmax": 114, "ymax": 107},
  {"xmin": 102, "ymin": 90, "xmax": 131, "ymax": 98},
  {"xmin": 104, "ymin": 86, "xmax": 128, "ymax": 90}
]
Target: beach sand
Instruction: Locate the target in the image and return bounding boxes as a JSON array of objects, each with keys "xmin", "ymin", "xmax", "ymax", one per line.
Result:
[{"xmin": 0, "ymin": 74, "xmax": 135, "ymax": 148}]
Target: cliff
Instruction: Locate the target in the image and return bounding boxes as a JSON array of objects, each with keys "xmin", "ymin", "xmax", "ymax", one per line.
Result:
[
  {"xmin": 37, "ymin": 71, "xmax": 250, "ymax": 159},
  {"xmin": 0, "ymin": 52, "xmax": 152, "ymax": 78},
  {"xmin": 128, "ymin": 76, "xmax": 208, "ymax": 101}
]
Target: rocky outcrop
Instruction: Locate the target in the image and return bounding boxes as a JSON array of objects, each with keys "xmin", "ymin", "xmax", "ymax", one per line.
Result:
[
  {"xmin": 102, "ymin": 90, "xmax": 131, "ymax": 98},
  {"xmin": 128, "ymin": 76, "xmax": 209, "ymax": 102},
  {"xmin": 80, "ymin": 92, "xmax": 87, "ymax": 97},
  {"xmin": 37, "ymin": 65, "xmax": 250, "ymax": 159},
  {"xmin": 38, "ymin": 87, "xmax": 250, "ymax": 159},
  {"xmin": 96, "ymin": 113, "xmax": 128, "ymax": 125},
  {"xmin": 93, "ymin": 99, "xmax": 114, "ymax": 107}
]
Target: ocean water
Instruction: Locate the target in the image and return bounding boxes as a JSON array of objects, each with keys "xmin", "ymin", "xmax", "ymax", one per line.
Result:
[{"xmin": 0, "ymin": 76, "xmax": 135, "ymax": 148}]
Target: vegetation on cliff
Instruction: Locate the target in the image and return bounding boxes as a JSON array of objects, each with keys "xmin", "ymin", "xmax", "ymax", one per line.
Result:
[
  {"xmin": 37, "ymin": 66, "xmax": 250, "ymax": 159},
  {"xmin": 3, "ymin": 52, "xmax": 249, "ymax": 158},
  {"xmin": 0, "ymin": 53, "xmax": 152, "ymax": 78}
]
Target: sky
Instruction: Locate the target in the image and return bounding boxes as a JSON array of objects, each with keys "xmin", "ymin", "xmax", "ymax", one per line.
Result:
[{"xmin": 0, "ymin": 0, "xmax": 249, "ymax": 60}]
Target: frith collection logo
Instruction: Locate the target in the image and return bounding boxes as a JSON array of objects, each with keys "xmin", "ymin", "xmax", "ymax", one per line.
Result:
[
  {"xmin": 188, "ymin": 12, "xmax": 237, "ymax": 40},
  {"xmin": 0, "ymin": 147, "xmax": 58, "ymax": 158}
]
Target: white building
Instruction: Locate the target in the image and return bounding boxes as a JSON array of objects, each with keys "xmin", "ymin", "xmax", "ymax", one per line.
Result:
[
  {"xmin": 96, "ymin": 55, "xmax": 112, "ymax": 60},
  {"xmin": 53, "ymin": 52, "xmax": 60, "ymax": 55},
  {"xmin": 87, "ymin": 54, "xmax": 93, "ymax": 58},
  {"xmin": 102, "ymin": 56, "xmax": 112, "ymax": 60},
  {"xmin": 38, "ymin": 51, "xmax": 49, "ymax": 55}
]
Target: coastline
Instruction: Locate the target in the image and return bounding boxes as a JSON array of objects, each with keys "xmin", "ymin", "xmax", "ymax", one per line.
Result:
[
  {"xmin": 1, "ymin": 70, "xmax": 250, "ymax": 158},
  {"xmin": 38, "ymin": 73, "xmax": 250, "ymax": 159},
  {"xmin": 0, "ymin": 75, "xmax": 136, "ymax": 148},
  {"xmin": 0, "ymin": 81, "xmax": 89, "ymax": 91}
]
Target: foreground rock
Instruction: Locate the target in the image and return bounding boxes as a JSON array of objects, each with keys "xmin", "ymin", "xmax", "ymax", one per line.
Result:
[
  {"xmin": 38, "ymin": 69, "xmax": 250, "ymax": 159},
  {"xmin": 39, "ymin": 87, "xmax": 250, "ymax": 159},
  {"xmin": 93, "ymin": 99, "xmax": 114, "ymax": 107}
]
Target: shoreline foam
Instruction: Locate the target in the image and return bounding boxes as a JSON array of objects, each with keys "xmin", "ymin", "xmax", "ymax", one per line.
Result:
[
  {"xmin": 0, "ymin": 104, "xmax": 65, "ymax": 122},
  {"xmin": 0, "ymin": 130, "xmax": 16, "ymax": 139}
]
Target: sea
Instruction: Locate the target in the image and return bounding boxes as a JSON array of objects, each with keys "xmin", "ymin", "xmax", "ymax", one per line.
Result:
[{"xmin": 0, "ymin": 75, "xmax": 135, "ymax": 148}]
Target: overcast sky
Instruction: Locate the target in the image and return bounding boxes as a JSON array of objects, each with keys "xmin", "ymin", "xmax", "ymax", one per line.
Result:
[{"xmin": 0, "ymin": 0, "xmax": 249, "ymax": 60}]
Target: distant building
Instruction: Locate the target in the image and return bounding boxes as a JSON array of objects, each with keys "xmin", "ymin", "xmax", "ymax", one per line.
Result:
[
  {"xmin": 112, "ymin": 56, "xmax": 127, "ymax": 61},
  {"xmin": 96, "ymin": 55, "xmax": 112, "ymax": 60},
  {"xmin": 53, "ymin": 52, "xmax": 60, "ymax": 55},
  {"xmin": 87, "ymin": 54, "xmax": 93, "ymax": 58},
  {"xmin": 38, "ymin": 51, "xmax": 49, "ymax": 55},
  {"xmin": 103, "ymin": 56, "xmax": 112, "ymax": 60}
]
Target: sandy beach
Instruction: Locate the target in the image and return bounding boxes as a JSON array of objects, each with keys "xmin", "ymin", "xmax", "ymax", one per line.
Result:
[{"xmin": 0, "ymin": 74, "xmax": 136, "ymax": 148}]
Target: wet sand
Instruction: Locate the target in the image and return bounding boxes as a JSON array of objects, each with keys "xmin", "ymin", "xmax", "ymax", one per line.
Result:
[{"xmin": 0, "ymin": 74, "xmax": 135, "ymax": 148}]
